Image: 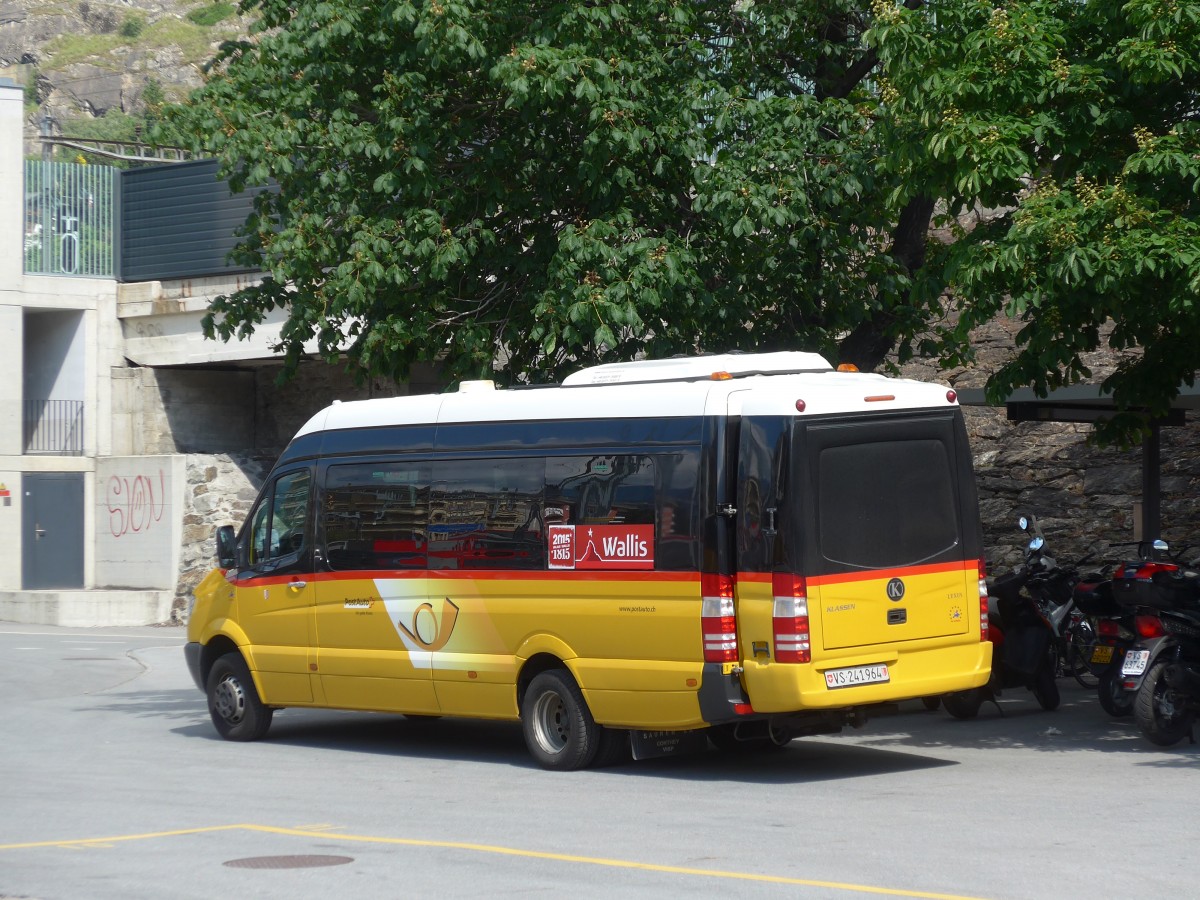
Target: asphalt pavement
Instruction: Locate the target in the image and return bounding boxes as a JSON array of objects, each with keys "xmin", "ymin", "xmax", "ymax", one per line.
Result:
[{"xmin": 1, "ymin": 621, "xmax": 1196, "ymax": 900}]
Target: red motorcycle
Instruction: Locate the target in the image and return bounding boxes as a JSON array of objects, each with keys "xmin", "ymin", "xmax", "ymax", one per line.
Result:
[{"xmin": 1113, "ymin": 541, "xmax": 1200, "ymax": 746}]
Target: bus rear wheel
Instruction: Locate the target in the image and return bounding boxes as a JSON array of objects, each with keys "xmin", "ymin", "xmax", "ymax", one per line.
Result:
[{"xmin": 521, "ymin": 670, "xmax": 599, "ymax": 770}]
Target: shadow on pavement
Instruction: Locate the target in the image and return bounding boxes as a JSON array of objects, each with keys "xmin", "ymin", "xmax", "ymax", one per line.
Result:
[{"xmin": 97, "ymin": 674, "xmax": 1196, "ymax": 778}]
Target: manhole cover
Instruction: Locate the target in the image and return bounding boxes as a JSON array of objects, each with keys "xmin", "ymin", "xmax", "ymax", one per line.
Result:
[{"xmin": 223, "ymin": 855, "xmax": 354, "ymax": 870}]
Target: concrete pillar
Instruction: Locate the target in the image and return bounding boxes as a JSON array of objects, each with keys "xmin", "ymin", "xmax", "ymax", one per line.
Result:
[
  {"xmin": 0, "ymin": 80, "xmax": 24, "ymax": 291},
  {"xmin": 0, "ymin": 305, "xmax": 22, "ymax": 456}
]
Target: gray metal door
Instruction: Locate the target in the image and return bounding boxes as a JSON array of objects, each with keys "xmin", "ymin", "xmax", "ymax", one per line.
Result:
[{"xmin": 22, "ymin": 473, "xmax": 84, "ymax": 590}]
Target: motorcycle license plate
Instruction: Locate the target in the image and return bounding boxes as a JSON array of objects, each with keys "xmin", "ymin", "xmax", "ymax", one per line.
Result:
[
  {"xmin": 1090, "ymin": 645, "xmax": 1114, "ymax": 665},
  {"xmin": 824, "ymin": 664, "xmax": 890, "ymax": 689},
  {"xmin": 1121, "ymin": 650, "xmax": 1150, "ymax": 676}
]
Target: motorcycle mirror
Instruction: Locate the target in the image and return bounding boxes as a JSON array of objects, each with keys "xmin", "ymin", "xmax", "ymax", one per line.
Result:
[
  {"xmin": 1019, "ymin": 516, "xmax": 1029, "ymax": 531},
  {"xmin": 1028, "ymin": 536, "xmax": 1044, "ymax": 552}
]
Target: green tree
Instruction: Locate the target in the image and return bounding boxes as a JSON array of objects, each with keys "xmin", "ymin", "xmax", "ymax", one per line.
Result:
[
  {"xmin": 165, "ymin": 0, "xmax": 1199, "ymax": 444},
  {"xmin": 870, "ymin": 0, "xmax": 1200, "ymax": 443},
  {"xmin": 163, "ymin": 0, "xmax": 935, "ymax": 384}
]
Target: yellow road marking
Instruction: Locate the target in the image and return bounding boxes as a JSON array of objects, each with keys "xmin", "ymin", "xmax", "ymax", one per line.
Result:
[{"xmin": 0, "ymin": 824, "xmax": 989, "ymax": 900}]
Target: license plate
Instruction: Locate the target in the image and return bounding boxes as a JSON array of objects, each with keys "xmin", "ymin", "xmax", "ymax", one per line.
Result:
[
  {"xmin": 1121, "ymin": 649, "xmax": 1150, "ymax": 676},
  {"xmin": 1090, "ymin": 645, "xmax": 1114, "ymax": 665},
  {"xmin": 824, "ymin": 664, "xmax": 890, "ymax": 689}
]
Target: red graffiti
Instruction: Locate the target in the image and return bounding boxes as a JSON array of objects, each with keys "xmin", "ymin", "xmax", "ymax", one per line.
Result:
[{"xmin": 107, "ymin": 470, "xmax": 166, "ymax": 538}]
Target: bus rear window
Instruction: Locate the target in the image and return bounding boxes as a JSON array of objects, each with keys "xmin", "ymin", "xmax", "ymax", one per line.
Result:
[{"xmin": 816, "ymin": 438, "xmax": 959, "ymax": 569}]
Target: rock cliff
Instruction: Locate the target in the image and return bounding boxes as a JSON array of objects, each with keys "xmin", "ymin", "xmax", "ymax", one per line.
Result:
[{"xmin": 0, "ymin": 0, "xmax": 251, "ymax": 148}]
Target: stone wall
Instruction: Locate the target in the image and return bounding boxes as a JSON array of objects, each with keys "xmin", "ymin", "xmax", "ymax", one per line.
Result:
[
  {"xmin": 175, "ymin": 451, "xmax": 273, "ymax": 621},
  {"xmin": 903, "ymin": 319, "xmax": 1200, "ymax": 575},
  {"xmin": 170, "ymin": 359, "xmax": 447, "ymax": 619}
]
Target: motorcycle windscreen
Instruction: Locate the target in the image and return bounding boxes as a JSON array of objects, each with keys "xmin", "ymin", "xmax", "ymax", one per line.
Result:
[{"xmin": 799, "ymin": 416, "xmax": 975, "ymax": 650}]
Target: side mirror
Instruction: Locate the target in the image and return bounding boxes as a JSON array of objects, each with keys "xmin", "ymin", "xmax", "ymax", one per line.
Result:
[
  {"xmin": 216, "ymin": 525, "xmax": 237, "ymax": 569},
  {"xmin": 1018, "ymin": 515, "xmax": 1029, "ymax": 531}
]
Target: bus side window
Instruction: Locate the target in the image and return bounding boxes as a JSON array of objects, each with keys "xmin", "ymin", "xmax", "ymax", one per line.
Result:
[
  {"xmin": 546, "ymin": 455, "xmax": 656, "ymax": 527},
  {"xmin": 429, "ymin": 458, "xmax": 545, "ymax": 570},
  {"xmin": 247, "ymin": 469, "xmax": 312, "ymax": 568},
  {"xmin": 322, "ymin": 462, "xmax": 430, "ymax": 571},
  {"xmin": 656, "ymin": 451, "xmax": 700, "ymax": 571}
]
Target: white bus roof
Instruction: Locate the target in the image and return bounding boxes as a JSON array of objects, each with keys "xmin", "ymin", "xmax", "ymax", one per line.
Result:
[
  {"xmin": 561, "ymin": 351, "xmax": 833, "ymax": 385},
  {"xmin": 294, "ymin": 353, "xmax": 958, "ymax": 438}
]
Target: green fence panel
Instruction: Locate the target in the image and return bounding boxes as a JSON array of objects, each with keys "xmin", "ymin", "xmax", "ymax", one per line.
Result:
[{"xmin": 24, "ymin": 160, "xmax": 116, "ymax": 278}]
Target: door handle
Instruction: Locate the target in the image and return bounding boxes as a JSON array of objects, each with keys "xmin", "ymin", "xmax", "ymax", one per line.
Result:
[{"xmin": 288, "ymin": 580, "xmax": 307, "ymax": 590}]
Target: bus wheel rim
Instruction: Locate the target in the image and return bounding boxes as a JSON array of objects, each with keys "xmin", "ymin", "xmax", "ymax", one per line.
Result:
[
  {"xmin": 214, "ymin": 674, "xmax": 247, "ymax": 725},
  {"xmin": 532, "ymin": 691, "xmax": 568, "ymax": 754}
]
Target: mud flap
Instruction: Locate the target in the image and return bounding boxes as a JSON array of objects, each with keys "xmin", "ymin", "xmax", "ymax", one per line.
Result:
[{"xmin": 630, "ymin": 729, "xmax": 710, "ymax": 760}]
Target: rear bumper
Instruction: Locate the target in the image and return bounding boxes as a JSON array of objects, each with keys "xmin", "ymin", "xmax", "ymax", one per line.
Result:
[{"xmin": 742, "ymin": 641, "xmax": 992, "ymax": 713}]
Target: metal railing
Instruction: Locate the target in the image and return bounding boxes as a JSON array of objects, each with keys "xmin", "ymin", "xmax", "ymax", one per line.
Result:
[
  {"xmin": 24, "ymin": 160, "xmax": 116, "ymax": 278},
  {"xmin": 24, "ymin": 399, "xmax": 84, "ymax": 456}
]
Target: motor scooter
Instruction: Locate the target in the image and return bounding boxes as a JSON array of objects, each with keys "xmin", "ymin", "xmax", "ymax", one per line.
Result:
[
  {"xmin": 1014, "ymin": 514, "xmax": 1113, "ymax": 690},
  {"xmin": 1072, "ymin": 573, "xmax": 1137, "ymax": 717},
  {"xmin": 942, "ymin": 518, "xmax": 1059, "ymax": 718}
]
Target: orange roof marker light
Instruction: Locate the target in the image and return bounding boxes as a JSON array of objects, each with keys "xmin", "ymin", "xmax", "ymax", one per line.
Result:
[
  {"xmin": 837, "ymin": 363, "xmax": 859, "ymax": 372},
  {"xmin": 710, "ymin": 371, "xmax": 733, "ymax": 381}
]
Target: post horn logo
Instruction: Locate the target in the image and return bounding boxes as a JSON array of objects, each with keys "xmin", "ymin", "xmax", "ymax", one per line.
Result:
[{"xmin": 397, "ymin": 596, "xmax": 460, "ymax": 651}]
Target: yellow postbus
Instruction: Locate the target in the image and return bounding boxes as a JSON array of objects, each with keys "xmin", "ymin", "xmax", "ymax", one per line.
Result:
[{"xmin": 185, "ymin": 351, "xmax": 990, "ymax": 769}]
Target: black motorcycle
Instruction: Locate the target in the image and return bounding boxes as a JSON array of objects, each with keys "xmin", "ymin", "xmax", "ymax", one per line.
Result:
[
  {"xmin": 942, "ymin": 519, "xmax": 1060, "ymax": 718},
  {"xmin": 1113, "ymin": 544, "xmax": 1200, "ymax": 746},
  {"xmin": 1016, "ymin": 516, "xmax": 1100, "ymax": 689}
]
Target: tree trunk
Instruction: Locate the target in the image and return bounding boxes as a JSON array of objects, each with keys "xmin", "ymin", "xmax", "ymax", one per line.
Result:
[{"xmin": 836, "ymin": 194, "xmax": 935, "ymax": 371}]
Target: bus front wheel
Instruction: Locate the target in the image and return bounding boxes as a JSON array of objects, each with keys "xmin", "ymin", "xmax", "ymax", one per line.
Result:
[
  {"xmin": 206, "ymin": 652, "xmax": 273, "ymax": 741},
  {"xmin": 521, "ymin": 670, "xmax": 599, "ymax": 770}
]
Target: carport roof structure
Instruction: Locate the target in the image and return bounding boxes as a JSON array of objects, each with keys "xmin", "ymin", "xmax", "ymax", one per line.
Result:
[{"xmin": 956, "ymin": 381, "xmax": 1200, "ymax": 542}]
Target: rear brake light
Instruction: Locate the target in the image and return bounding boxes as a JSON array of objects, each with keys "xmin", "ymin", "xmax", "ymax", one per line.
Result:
[
  {"xmin": 1097, "ymin": 619, "xmax": 1120, "ymax": 638},
  {"xmin": 701, "ymin": 573, "xmax": 738, "ymax": 663},
  {"xmin": 978, "ymin": 557, "xmax": 989, "ymax": 643},
  {"xmin": 1135, "ymin": 614, "xmax": 1166, "ymax": 639},
  {"xmin": 772, "ymin": 572, "xmax": 810, "ymax": 663}
]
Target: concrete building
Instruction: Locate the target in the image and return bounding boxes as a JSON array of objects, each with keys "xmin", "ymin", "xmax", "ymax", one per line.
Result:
[
  {"xmin": 1, "ymin": 80, "xmax": 442, "ymax": 626},
  {"xmin": 0, "ymin": 81, "xmax": 242, "ymax": 624}
]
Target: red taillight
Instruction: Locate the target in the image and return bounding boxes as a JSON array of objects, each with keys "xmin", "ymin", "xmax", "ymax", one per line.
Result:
[
  {"xmin": 978, "ymin": 557, "xmax": 990, "ymax": 643},
  {"xmin": 1135, "ymin": 614, "xmax": 1166, "ymax": 639},
  {"xmin": 701, "ymin": 573, "xmax": 738, "ymax": 663},
  {"xmin": 772, "ymin": 572, "xmax": 810, "ymax": 663},
  {"xmin": 1097, "ymin": 618, "xmax": 1121, "ymax": 639}
]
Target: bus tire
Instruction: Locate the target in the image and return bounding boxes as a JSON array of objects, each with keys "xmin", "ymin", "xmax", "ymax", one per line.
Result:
[
  {"xmin": 521, "ymin": 670, "xmax": 599, "ymax": 770},
  {"xmin": 207, "ymin": 652, "xmax": 273, "ymax": 742},
  {"xmin": 942, "ymin": 689, "xmax": 983, "ymax": 720}
]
